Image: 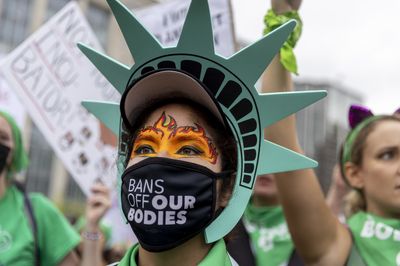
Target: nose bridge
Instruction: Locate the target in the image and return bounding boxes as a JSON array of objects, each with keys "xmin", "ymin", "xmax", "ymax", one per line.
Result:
[{"xmin": 158, "ymin": 150, "xmax": 169, "ymax": 158}]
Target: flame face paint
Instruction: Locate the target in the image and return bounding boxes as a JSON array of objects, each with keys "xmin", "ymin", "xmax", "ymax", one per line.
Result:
[{"xmin": 131, "ymin": 112, "xmax": 218, "ymax": 164}]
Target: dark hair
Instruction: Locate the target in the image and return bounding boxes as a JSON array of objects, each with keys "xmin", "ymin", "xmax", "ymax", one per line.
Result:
[{"xmin": 339, "ymin": 115, "xmax": 400, "ymax": 216}]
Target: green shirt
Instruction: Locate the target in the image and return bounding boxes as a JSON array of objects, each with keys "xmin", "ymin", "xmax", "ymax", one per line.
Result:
[
  {"xmin": 244, "ymin": 204, "xmax": 293, "ymax": 266},
  {"xmin": 118, "ymin": 239, "xmax": 236, "ymax": 266},
  {"xmin": 348, "ymin": 211, "xmax": 400, "ymax": 266},
  {"xmin": 0, "ymin": 186, "xmax": 80, "ymax": 266}
]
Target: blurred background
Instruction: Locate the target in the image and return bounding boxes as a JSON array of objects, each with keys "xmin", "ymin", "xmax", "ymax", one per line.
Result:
[{"xmin": 2, "ymin": 0, "xmax": 394, "ymax": 219}]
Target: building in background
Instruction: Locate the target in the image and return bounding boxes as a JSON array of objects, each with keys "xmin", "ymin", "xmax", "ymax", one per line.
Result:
[{"xmin": 295, "ymin": 81, "xmax": 363, "ymax": 192}]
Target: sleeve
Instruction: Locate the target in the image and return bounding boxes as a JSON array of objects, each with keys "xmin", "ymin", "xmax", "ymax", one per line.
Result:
[{"xmin": 30, "ymin": 193, "xmax": 81, "ymax": 266}]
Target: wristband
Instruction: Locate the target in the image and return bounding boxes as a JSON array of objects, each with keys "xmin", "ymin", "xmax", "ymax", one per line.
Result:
[
  {"xmin": 263, "ymin": 9, "xmax": 302, "ymax": 74},
  {"xmin": 82, "ymin": 231, "xmax": 103, "ymax": 241}
]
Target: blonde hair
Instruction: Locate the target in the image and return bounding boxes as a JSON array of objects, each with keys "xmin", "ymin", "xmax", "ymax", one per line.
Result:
[{"xmin": 344, "ymin": 190, "xmax": 366, "ymax": 218}]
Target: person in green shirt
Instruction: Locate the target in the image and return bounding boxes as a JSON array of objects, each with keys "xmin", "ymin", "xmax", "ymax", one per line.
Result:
[
  {"xmin": 0, "ymin": 110, "xmax": 81, "ymax": 266},
  {"xmin": 259, "ymin": 1, "xmax": 400, "ymax": 264}
]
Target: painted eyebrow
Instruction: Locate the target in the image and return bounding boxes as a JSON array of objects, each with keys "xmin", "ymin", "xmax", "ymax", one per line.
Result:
[
  {"xmin": 134, "ymin": 134, "xmax": 159, "ymax": 143},
  {"xmin": 169, "ymin": 134, "xmax": 212, "ymax": 143}
]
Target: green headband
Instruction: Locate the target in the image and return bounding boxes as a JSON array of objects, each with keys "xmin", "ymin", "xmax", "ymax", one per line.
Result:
[
  {"xmin": 342, "ymin": 115, "xmax": 383, "ymax": 167},
  {"xmin": 0, "ymin": 110, "xmax": 29, "ymax": 177},
  {"xmin": 79, "ymin": 0, "xmax": 326, "ymax": 243}
]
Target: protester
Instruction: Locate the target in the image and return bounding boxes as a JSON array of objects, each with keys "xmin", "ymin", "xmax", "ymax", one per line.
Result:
[
  {"xmin": 75, "ymin": 182, "xmax": 112, "ymax": 266},
  {"xmin": 260, "ymin": 0, "xmax": 400, "ymax": 264},
  {"xmin": 0, "ymin": 110, "xmax": 81, "ymax": 266},
  {"xmin": 77, "ymin": 0, "xmax": 322, "ymax": 264},
  {"xmin": 227, "ymin": 1, "xmax": 304, "ymax": 265}
]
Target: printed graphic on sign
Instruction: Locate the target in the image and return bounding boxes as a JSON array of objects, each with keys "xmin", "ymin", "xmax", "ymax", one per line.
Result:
[
  {"xmin": 0, "ymin": 3, "xmax": 119, "ymax": 194},
  {"xmin": 135, "ymin": 0, "xmax": 235, "ymax": 57}
]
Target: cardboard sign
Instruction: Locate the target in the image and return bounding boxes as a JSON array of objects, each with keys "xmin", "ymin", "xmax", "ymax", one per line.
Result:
[
  {"xmin": 135, "ymin": 0, "xmax": 235, "ymax": 57},
  {"xmin": 0, "ymin": 2, "xmax": 119, "ymax": 195}
]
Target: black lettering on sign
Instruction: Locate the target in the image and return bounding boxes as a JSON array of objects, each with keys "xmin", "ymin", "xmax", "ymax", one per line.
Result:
[
  {"xmin": 10, "ymin": 46, "xmax": 73, "ymax": 129},
  {"xmin": 57, "ymin": 7, "xmax": 91, "ymax": 46},
  {"xmin": 36, "ymin": 31, "xmax": 78, "ymax": 87}
]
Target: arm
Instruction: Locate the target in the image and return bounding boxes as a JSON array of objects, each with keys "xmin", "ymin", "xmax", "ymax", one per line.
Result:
[
  {"xmin": 59, "ymin": 251, "xmax": 80, "ymax": 266},
  {"xmin": 262, "ymin": 1, "xmax": 352, "ymax": 264},
  {"xmin": 80, "ymin": 183, "xmax": 111, "ymax": 266}
]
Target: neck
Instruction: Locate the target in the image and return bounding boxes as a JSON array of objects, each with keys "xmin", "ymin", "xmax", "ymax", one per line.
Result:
[
  {"xmin": 252, "ymin": 194, "xmax": 280, "ymax": 207},
  {"xmin": 366, "ymin": 203, "xmax": 400, "ymax": 220},
  {"xmin": 138, "ymin": 234, "xmax": 211, "ymax": 266},
  {"xmin": 0, "ymin": 171, "xmax": 7, "ymax": 198}
]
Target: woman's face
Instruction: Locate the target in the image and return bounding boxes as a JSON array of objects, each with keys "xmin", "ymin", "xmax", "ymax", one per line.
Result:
[
  {"xmin": 127, "ymin": 103, "xmax": 222, "ymax": 173},
  {"xmin": 0, "ymin": 116, "xmax": 14, "ymax": 169},
  {"xmin": 352, "ymin": 120, "xmax": 400, "ymax": 217},
  {"xmin": 252, "ymin": 174, "xmax": 279, "ymax": 206}
]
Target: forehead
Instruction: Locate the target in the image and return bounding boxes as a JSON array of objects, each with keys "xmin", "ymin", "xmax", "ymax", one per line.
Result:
[
  {"xmin": 143, "ymin": 103, "xmax": 208, "ymax": 129},
  {"xmin": 365, "ymin": 120, "xmax": 400, "ymax": 151}
]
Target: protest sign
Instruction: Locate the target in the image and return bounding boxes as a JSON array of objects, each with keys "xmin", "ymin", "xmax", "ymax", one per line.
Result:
[
  {"xmin": 0, "ymin": 2, "xmax": 119, "ymax": 195},
  {"xmin": 135, "ymin": 0, "xmax": 235, "ymax": 57},
  {"xmin": 0, "ymin": 73, "xmax": 26, "ymax": 128}
]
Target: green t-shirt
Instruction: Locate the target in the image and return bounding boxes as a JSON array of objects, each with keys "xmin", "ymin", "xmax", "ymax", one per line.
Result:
[
  {"xmin": 348, "ymin": 211, "xmax": 400, "ymax": 266},
  {"xmin": 0, "ymin": 186, "xmax": 81, "ymax": 266},
  {"xmin": 118, "ymin": 239, "xmax": 236, "ymax": 266},
  {"xmin": 244, "ymin": 204, "xmax": 293, "ymax": 266}
]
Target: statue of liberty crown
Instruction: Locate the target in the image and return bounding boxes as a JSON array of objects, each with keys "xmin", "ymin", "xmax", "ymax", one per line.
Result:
[{"xmin": 79, "ymin": 0, "xmax": 326, "ymax": 243}]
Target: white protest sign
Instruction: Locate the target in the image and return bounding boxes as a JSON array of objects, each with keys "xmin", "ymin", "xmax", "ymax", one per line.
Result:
[
  {"xmin": 135, "ymin": 0, "xmax": 235, "ymax": 57},
  {"xmin": 0, "ymin": 2, "xmax": 119, "ymax": 195},
  {"xmin": 0, "ymin": 73, "xmax": 27, "ymax": 128}
]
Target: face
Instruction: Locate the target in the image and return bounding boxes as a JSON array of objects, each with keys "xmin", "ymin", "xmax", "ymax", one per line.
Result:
[
  {"xmin": 252, "ymin": 174, "xmax": 279, "ymax": 205},
  {"xmin": 347, "ymin": 120, "xmax": 400, "ymax": 217},
  {"xmin": 0, "ymin": 116, "xmax": 14, "ymax": 170},
  {"xmin": 128, "ymin": 104, "xmax": 222, "ymax": 173}
]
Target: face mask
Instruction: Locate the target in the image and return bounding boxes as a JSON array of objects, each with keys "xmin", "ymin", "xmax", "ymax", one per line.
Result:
[
  {"xmin": 0, "ymin": 143, "xmax": 10, "ymax": 174},
  {"xmin": 120, "ymin": 157, "xmax": 230, "ymax": 252}
]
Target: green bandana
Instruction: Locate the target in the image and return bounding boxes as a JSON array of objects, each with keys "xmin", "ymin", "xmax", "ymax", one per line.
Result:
[
  {"xmin": 0, "ymin": 111, "xmax": 29, "ymax": 178},
  {"xmin": 263, "ymin": 9, "xmax": 302, "ymax": 74},
  {"xmin": 244, "ymin": 204, "xmax": 293, "ymax": 266},
  {"xmin": 348, "ymin": 212, "xmax": 400, "ymax": 266}
]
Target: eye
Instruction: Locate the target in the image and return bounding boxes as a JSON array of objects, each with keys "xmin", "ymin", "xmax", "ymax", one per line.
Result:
[
  {"xmin": 134, "ymin": 145, "xmax": 155, "ymax": 155},
  {"xmin": 176, "ymin": 146, "xmax": 203, "ymax": 156},
  {"xmin": 378, "ymin": 149, "xmax": 397, "ymax": 160}
]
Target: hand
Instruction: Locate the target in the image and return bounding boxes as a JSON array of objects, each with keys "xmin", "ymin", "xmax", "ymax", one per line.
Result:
[
  {"xmin": 271, "ymin": 0, "xmax": 302, "ymax": 14},
  {"xmin": 85, "ymin": 182, "xmax": 111, "ymax": 231}
]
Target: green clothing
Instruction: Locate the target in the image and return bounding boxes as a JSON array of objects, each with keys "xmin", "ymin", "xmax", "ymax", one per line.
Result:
[
  {"xmin": 244, "ymin": 205, "xmax": 293, "ymax": 266},
  {"xmin": 348, "ymin": 211, "xmax": 400, "ymax": 266},
  {"xmin": 0, "ymin": 186, "xmax": 80, "ymax": 266},
  {"xmin": 118, "ymin": 239, "xmax": 236, "ymax": 266}
]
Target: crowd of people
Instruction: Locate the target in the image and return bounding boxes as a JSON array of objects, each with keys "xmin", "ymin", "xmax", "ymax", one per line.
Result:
[{"xmin": 0, "ymin": 0, "xmax": 399, "ymax": 265}]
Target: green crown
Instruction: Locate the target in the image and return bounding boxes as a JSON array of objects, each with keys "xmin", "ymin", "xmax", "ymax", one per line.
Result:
[{"xmin": 79, "ymin": 0, "xmax": 326, "ymax": 243}]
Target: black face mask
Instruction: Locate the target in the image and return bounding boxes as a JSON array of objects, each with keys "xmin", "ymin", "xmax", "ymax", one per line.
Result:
[
  {"xmin": 0, "ymin": 143, "xmax": 10, "ymax": 174},
  {"xmin": 120, "ymin": 157, "xmax": 230, "ymax": 252}
]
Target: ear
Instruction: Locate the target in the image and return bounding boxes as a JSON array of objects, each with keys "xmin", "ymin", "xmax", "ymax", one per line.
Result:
[{"xmin": 343, "ymin": 162, "xmax": 364, "ymax": 189}]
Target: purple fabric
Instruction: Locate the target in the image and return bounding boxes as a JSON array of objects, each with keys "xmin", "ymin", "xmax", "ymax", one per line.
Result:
[
  {"xmin": 394, "ymin": 108, "xmax": 400, "ymax": 115},
  {"xmin": 348, "ymin": 105, "xmax": 373, "ymax": 129}
]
